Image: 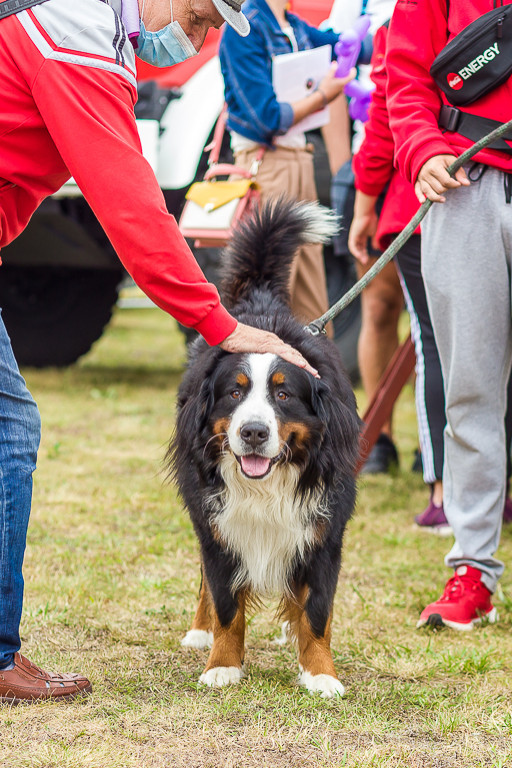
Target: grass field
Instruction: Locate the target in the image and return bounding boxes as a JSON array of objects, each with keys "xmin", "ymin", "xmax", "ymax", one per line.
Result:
[{"xmin": 1, "ymin": 307, "xmax": 511, "ymax": 768}]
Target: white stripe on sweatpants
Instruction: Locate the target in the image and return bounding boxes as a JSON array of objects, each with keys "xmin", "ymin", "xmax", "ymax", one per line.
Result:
[{"xmin": 395, "ymin": 263, "xmax": 437, "ymax": 484}]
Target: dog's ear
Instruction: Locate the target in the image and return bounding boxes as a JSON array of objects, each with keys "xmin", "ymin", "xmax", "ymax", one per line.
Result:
[
  {"xmin": 310, "ymin": 374, "xmax": 361, "ymax": 476},
  {"xmin": 310, "ymin": 376, "xmax": 331, "ymax": 423},
  {"xmin": 196, "ymin": 375, "xmax": 217, "ymax": 433}
]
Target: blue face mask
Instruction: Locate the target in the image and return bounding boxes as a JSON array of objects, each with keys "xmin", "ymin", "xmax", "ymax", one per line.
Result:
[{"xmin": 137, "ymin": 2, "xmax": 197, "ymax": 67}]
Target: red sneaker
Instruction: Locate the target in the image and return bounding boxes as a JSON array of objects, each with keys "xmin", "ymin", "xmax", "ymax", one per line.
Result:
[{"xmin": 417, "ymin": 565, "xmax": 497, "ymax": 631}]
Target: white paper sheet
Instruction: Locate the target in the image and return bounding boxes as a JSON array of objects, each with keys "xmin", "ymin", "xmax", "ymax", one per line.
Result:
[{"xmin": 272, "ymin": 45, "xmax": 332, "ymax": 137}]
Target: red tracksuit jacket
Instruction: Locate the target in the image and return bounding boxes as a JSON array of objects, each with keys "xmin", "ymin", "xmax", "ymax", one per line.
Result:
[
  {"xmin": 0, "ymin": 0, "xmax": 237, "ymax": 346},
  {"xmin": 352, "ymin": 24, "xmax": 420, "ymax": 250},
  {"xmin": 386, "ymin": 0, "xmax": 512, "ymax": 185}
]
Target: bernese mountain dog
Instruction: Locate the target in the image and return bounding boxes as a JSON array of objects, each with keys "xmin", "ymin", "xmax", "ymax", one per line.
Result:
[{"xmin": 167, "ymin": 198, "xmax": 360, "ymax": 698}]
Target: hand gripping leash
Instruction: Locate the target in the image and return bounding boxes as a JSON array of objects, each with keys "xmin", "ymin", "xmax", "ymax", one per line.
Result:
[{"xmin": 307, "ymin": 118, "xmax": 512, "ymax": 336}]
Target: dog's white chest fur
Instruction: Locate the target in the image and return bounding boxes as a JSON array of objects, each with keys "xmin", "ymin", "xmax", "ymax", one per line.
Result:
[{"xmin": 211, "ymin": 455, "xmax": 324, "ymax": 595}]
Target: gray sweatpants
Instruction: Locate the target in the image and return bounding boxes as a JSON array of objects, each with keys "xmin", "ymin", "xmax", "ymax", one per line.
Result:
[{"xmin": 422, "ymin": 165, "xmax": 512, "ymax": 593}]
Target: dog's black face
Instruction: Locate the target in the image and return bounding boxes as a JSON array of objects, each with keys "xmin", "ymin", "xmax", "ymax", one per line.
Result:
[{"xmin": 201, "ymin": 351, "xmax": 328, "ymax": 481}]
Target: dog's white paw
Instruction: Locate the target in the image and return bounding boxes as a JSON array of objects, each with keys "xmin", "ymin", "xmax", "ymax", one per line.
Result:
[
  {"xmin": 298, "ymin": 669, "xmax": 345, "ymax": 699},
  {"xmin": 181, "ymin": 629, "xmax": 213, "ymax": 649},
  {"xmin": 199, "ymin": 666, "xmax": 244, "ymax": 687},
  {"xmin": 272, "ymin": 620, "xmax": 290, "ymax": 646}
]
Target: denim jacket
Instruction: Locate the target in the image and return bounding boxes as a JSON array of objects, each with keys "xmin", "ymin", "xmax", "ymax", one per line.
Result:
[{"xmin": 219, "ymin": 0, "xmax": 344, "ymax": 145}]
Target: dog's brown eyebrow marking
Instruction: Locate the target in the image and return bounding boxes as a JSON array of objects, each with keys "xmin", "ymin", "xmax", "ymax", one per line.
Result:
[
  {"xmin": 236, "ymin": 373, "xmax": 249, "ymax": 387},
  {"xmin": 272, "ymin": 372, "xmax": 286, "ymax": 386}
]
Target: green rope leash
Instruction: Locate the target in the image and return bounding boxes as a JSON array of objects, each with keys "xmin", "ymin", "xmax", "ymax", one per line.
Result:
[{"xmin": 307, "ymin": 118, "xmax": 512, "ymax": 335}]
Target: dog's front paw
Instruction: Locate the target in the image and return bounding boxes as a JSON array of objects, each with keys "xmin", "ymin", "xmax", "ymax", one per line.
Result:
[
  {"xmin": 298, "ymin": 669, "xmax": 345, "ymax": 699},
  {"xmin": 181, "ymin": 629, "xmax": 213, "ymax": 649},
  {"xmin": 199, "ymin": 666, "xmax": 244, "ymax": 688}
]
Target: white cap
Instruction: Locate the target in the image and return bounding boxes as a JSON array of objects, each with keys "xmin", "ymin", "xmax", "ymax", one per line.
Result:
[{"xmin": 212, "ymin": 0, "xmax": 250, "ymax": 37}]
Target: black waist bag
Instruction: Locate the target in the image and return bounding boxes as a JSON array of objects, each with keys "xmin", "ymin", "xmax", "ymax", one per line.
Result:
[{"xmin": 430, "ymin": 5, "xmax": 512, "ymax": 106}]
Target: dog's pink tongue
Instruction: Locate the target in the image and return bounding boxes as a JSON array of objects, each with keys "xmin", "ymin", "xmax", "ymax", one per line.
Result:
[{"xmin": 240, "ymin": 455, "xmax": 271, "ymax": 477}]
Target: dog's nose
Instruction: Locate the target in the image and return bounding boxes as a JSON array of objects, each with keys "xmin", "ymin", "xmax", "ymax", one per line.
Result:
[{"xmin": 240, "ymin": 422, "xmax": 269, "ymax": 448}]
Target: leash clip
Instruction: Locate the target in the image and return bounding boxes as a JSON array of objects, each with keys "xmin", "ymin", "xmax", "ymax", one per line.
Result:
[{"xmin": 305, "ymin": 320, "xmax": 326, "ymax": 336}]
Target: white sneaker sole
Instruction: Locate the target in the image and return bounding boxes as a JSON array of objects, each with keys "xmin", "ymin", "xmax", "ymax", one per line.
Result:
[{"xmin": 413, "ymin": 523, "xmax": 453, "ymax": 537}]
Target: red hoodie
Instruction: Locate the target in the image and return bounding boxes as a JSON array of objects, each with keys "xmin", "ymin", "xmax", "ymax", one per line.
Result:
[
  {"xmin": 386, "ymin": 0, "xmax": 512, "ymax": 186},
  {"xmin": 352, "ymin": 24, "xmax": 420, "ymax": 250},
  {"xmin": 0, "ymin": 3, "xmax": 237, "ymax": 346}
]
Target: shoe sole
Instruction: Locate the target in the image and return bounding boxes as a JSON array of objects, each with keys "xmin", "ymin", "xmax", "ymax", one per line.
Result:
[
  {"xmin": 413, "ymin": 523, "xmax": 453, "ymax": 538},
  {"xmin": 417, "ymin": 607, "xmax": 498, "ymax": 631},
  {"xmin": 0, "ymin": 684, "xmax": 92, "ymax": 706}
]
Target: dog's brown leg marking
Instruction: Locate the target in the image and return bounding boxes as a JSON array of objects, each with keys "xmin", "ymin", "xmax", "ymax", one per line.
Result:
[
  {"xmin": 189, "ymin": 570, "xmax": 212, "ymax": 633},
  {"xmin": 283, "ymin": 585, "xmax": 337, "ymax": 679},
  {"xmin": 204, "ymin": 591, "xmax": 246, "ymax": 672}
]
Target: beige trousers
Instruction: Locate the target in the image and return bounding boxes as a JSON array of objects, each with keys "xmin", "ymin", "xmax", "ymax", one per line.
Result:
[{"xmin": 234, "ymin": 145, "xmax": 332, "ymax": 335}]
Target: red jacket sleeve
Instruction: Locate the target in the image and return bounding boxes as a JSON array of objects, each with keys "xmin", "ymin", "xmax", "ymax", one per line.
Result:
[
  {"xmin": 385, "ymin": 0, "xmax": 454, "ymax": 185},
  {"xmin": 352, "ymin": 24, "xmax": 420, "ymax": 249},
  {"xmin": 352, "ymin": 25, "xmax": 395, "ymax": 197},
  {"xmin": 30, "ymin": 59, "xmax": 236, "ymax": 346}
]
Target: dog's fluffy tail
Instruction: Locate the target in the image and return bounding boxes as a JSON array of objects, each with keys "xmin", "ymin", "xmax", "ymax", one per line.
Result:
[{"xmin": 220, "ymin": 196, "xmax": 339, "ymax": 308}]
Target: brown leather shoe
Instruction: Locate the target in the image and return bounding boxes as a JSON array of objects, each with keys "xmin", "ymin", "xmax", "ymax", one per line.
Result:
[{"xmin": 0, "ymin": 653, "xmax": 92, "ymax": 705}]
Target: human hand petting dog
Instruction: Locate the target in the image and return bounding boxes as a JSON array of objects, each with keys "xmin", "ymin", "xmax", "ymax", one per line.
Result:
[
  {"xmin": 415, "ymin": 154, "xmax": 470, "ymax": 203},
  {"xmin": 219, "ymin": 322, "xmax": 320, "ymax": 378}
]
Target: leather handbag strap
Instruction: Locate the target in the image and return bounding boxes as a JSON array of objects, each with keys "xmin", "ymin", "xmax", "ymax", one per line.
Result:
[
  {"xmin": 204, "ymin": 105, "xmax": 266, "ymax": 179},
  {"xmin": 204, "ymin": 106, "xmax": 229, "ymax": 167}
]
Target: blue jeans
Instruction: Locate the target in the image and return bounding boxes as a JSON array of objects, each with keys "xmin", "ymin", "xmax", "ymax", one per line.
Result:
[{"xmin": 0, "ymin": 310, "xmax": 41, "ymax": 668}]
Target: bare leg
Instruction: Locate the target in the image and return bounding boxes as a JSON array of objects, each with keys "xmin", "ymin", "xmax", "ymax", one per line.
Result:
[{"xmin": 357, "ymin": 259, "xmax": 403, "ymax": 438}]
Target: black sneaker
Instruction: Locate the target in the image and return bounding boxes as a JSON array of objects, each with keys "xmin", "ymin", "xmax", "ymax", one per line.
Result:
[
  {"xmin": 411, "ymin": 449, "xmax": 423, "ymax": 474},
  {"xmin": 360, "ymin": 433, "xmax": 399, "ymax": 475}
]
